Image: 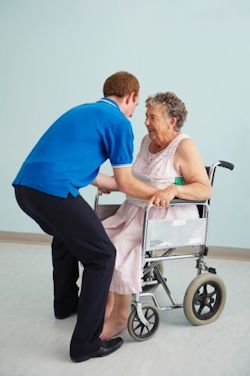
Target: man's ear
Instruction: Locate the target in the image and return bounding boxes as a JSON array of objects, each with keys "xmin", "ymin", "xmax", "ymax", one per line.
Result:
[
  {"xmin": 131, "ymin": 92, "xmax": 137, "ymax": 103},
  {"xmin": 125, "ymin": 93, "xmax": 132, "ymax": 105}
]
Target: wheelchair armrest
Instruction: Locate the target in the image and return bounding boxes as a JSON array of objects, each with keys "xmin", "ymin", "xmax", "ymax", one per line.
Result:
[
  {"xmin": 169, "ymin": 199, "xmax": 207, "ymax": 206},
  {"xmin": 144, "ymin": 199, "xmax": 209, "ymax": 222}
]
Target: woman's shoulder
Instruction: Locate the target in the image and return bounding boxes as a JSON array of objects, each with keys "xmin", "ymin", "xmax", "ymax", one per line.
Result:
[
  {"xmin": 165, "ymin": 133, "xmax": 191, "ymax": 156},
  {"xmin": 176, "ymin": 136, "xmax": 201, "ymax": 161},
  {"xmin": 177, "ymin": 134, "xmax": 196, "ymax": 148},
  {"xmin": 173, "ymin": 133, "xmax": 193, "ymax": 149},
  {"xmin": 176, "ymin": 133, "xmax": 191, "ymax": 142}
]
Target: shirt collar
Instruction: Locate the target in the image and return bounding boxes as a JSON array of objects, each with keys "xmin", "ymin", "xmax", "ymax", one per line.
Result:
[{"xmin": 99, "ymin": 97, "xmax": 120, "ymax": 109}]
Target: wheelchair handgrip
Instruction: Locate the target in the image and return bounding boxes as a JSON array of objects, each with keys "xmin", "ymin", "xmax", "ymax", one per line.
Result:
[{"xmin": 218, "ymin": 160, "xmax": 234, "ymax": 170}]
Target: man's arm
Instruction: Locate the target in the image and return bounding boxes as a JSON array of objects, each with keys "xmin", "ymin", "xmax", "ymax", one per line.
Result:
[
  {"xmin": 113, "ymin": 166, "xmax": 158, "ymax": 199},
  {"xmin": 92, "ymin": 173, "xmax": 118, "ymax": 191}
]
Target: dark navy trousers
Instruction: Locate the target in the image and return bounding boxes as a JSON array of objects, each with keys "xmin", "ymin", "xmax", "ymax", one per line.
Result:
[{"xmin": 14, "ymin": 185, "xmax": 116, "ymax": 358}]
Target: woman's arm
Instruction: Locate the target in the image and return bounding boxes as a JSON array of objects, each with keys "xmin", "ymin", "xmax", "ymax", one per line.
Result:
[
  {"xmin": 174, "ymin": 138, "xmax": 212, "ymax": 200},
  {"xmin": 149, "ymin": 139, "xmax": 212, "ymax": 206}
]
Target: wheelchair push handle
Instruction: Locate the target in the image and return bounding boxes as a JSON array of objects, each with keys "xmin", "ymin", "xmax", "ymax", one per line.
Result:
[{"xmin": 218, "ymin": 160, "xmax": 234, "ymax": 170}]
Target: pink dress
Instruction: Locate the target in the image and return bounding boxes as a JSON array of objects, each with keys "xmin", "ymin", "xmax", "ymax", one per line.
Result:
[{"xmin": 102, "ymin": 134, "xmax": 199, "ymax": 295}]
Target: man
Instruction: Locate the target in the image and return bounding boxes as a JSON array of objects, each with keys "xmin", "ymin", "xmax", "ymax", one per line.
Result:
[{"xmin": 13, "ymin": 71, "xmax": 159, "ymax": 362}]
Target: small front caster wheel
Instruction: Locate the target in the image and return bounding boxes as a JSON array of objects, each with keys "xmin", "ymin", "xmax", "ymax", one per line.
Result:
[
  {"xmin": 128, "ymin": 304, "xmax": 160, "ymax": 341},
  {"xmin": 184, "ymin": 273, "xmax": 226, "ymax": 326}
]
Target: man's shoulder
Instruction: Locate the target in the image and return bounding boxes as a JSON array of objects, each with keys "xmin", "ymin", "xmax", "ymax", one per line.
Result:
[{"xmin": 60, "ymin": 100, "xmax": 129, "ymax": 129}]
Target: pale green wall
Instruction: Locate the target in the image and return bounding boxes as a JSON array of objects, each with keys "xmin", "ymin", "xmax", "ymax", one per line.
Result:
[{"xmin": 1, "ymin": 0, "xmax": 249, "ymax": 247}]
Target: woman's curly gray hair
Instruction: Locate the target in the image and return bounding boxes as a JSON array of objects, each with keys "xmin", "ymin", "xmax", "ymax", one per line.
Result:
[{"xmin": 145, "ymin": 92, "xmax": 188, "ymax": 130}]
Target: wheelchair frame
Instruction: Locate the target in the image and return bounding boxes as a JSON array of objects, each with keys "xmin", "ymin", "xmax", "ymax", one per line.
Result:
[{"xmin": 94, "ymin": 160, "xmax": 234, "ymax": 341}]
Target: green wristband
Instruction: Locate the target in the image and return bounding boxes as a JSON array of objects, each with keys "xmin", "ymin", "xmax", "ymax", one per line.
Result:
[{"xmin": 175, "ymin": 177, "xmax": 184, "ymax": 185}]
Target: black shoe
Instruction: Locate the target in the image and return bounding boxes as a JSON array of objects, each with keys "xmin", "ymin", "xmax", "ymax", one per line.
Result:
[{"xmin": 71, "ymin": 337, "xmax": 124, "ymax": 362}]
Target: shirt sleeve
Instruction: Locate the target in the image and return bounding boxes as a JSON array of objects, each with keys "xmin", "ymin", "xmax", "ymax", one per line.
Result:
[{"xmin": 104, "ymin": 119, "xmax": 134, "ymax": 167}]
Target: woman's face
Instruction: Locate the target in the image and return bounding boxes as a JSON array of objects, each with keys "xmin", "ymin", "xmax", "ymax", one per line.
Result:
[{"xmin": 145, "ymin": 104, "xmax": 174, "ymax": 145}]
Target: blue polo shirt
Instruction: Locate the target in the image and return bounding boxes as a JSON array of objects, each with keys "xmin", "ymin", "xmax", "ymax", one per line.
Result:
[{"xmin": 13, "ymin": 98, "xmax": 134, "ymax": 198}]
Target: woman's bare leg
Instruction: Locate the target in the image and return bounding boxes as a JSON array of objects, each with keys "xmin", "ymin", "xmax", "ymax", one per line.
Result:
[
  {"xmin": 104, "ymin": 291, "xmax": 115, "ymax": 320},
  {"xmin": 100, "ymin": 293, "xmax": 131, "ymax": 340}
]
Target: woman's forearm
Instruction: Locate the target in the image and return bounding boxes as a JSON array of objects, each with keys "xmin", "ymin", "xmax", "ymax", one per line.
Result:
[{"xmin": 175, "ymin": 182, "xmax": 212, "ymax": 201}]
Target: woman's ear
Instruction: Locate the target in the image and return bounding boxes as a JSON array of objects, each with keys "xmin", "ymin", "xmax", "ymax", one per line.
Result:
[{"xmin": 170, "ymin": 117, "xmax": 177, "ymax": 127}]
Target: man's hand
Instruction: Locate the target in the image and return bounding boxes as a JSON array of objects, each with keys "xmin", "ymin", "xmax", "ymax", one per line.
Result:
[
  {"xmin": 99, "ymin": 188, "xmax": 111, "ymax": 194},
  {"xmin": 92, "ymin": 173, "xmax": 118, "ymax": 191}
]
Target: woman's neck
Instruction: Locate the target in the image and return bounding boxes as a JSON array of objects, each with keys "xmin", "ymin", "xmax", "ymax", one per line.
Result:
[{"xmin": 149, "ymin": 133, "xmax": 180, "ymax": 154}]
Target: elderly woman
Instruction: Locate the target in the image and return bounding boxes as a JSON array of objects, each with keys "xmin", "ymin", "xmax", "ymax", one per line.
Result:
[{"xmin": 81, "ymin": 92, "xmax": 211, "ymax": 340}]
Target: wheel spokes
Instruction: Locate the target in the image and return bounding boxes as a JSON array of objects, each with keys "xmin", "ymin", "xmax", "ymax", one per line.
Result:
[
  {"xmin": 197, "ymin": 303, "xmax": 206, "ymax": 315},
  {"xmin": 193, "ymin": 282, "xmax": 222, "ymax": 319},
  {"xmin": 131, "ymin": 307, "xmax": 158, "ymax": 338}
]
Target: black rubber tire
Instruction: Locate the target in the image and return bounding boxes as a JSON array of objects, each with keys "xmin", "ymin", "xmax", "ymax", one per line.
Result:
[
  {"xmin": 183, "ymin": 273, "xmax": 226, "ymax": 326},
  {"xmin": 127, "ymin": 304, "xmax": 160, "ymax": 341}
]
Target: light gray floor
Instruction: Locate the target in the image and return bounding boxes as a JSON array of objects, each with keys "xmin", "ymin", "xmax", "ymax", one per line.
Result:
[{"xmin": 0, "ymin": 242, "xmax": 250, "ymax": 376}]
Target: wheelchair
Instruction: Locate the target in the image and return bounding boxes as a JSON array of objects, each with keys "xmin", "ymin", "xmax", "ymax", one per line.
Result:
[{"xmin": 94, "ymin": 160, "xmax": 234, "ymax": 341}]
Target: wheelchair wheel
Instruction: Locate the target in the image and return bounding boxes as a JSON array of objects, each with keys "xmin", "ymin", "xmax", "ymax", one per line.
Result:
[
  {"xmin": 142, "ymin": 261, "xmax": 164, "ymax": 292},
  {"xmin": 127, "ymin": 304, "xmax": 160, "ymax": 341},
  {"xmin": 183, "ymin": 273, "xmax": 226, "ymax": 326}
]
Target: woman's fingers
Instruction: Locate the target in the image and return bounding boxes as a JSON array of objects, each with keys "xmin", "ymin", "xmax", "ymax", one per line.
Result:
[{"xmin": 148, "ymin": 193, "xmax": 170, "ymax": 207}]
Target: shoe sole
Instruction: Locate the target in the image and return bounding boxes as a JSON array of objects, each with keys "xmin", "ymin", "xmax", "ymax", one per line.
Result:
[{"xmin": 71, "ymin": 339, "xmax": 123, "ymax": 362}]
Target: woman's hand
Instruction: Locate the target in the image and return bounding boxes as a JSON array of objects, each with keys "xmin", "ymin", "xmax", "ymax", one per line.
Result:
[{"xmin": 148, "ymin": 184, "xmax": 178, "ymax": 207}]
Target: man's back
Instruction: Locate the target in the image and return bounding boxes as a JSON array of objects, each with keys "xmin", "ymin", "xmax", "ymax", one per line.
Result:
[{"xmin": 13, "ymin": 98, "xmax": 134, "ymax": 197}]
